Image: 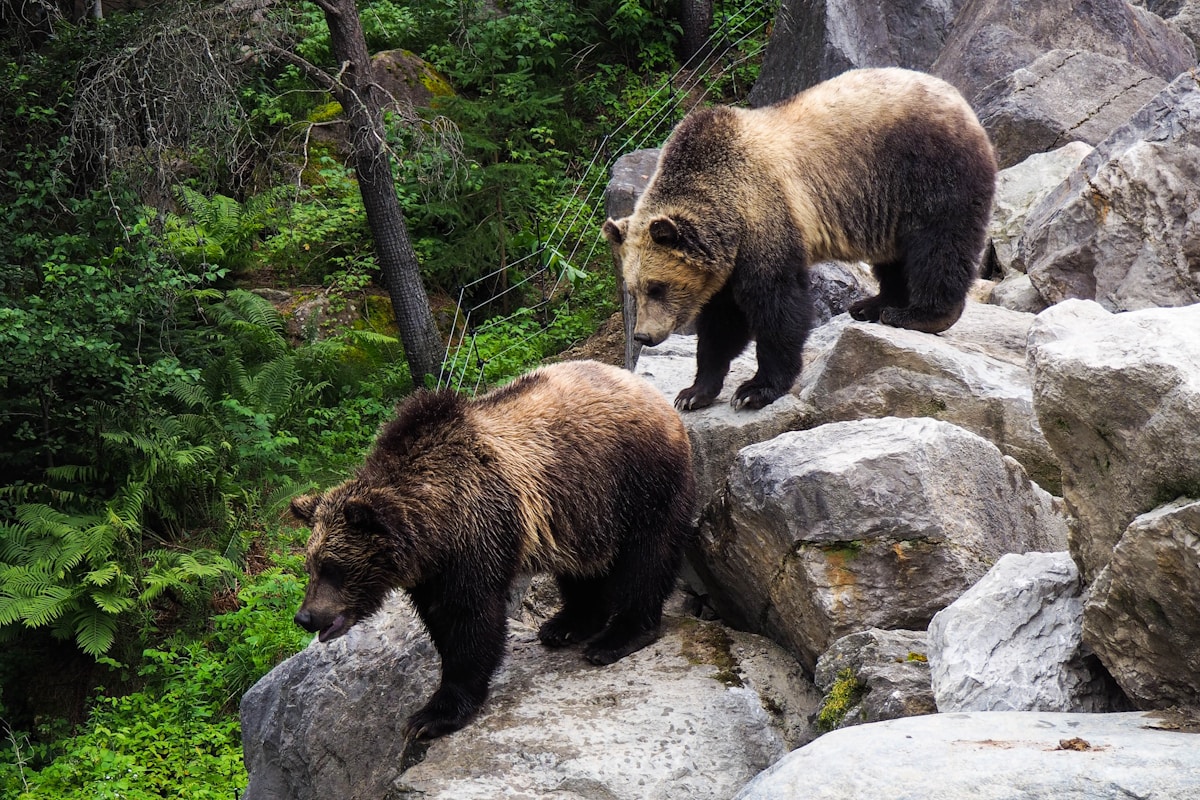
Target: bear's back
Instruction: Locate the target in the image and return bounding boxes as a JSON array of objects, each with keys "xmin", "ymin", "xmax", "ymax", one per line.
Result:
[{"xmin": 470, "ymin": 360, "xmax": 692, "ymax": 571}]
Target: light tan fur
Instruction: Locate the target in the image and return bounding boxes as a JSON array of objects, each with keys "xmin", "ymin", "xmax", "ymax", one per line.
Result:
[{"xmin": 471, "ymin": 361, "xmax": 689, "ymax": 574}]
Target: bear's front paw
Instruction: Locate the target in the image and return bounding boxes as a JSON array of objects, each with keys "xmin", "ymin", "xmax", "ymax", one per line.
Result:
[
  {"xmin": 675, "ymin": 385, "xmax": 717, "ymax": 411},
  {"xmin": 848, "ymin": 296, "xmax": 884, "ymax": 322},
  {"xmin": 732, "ymin": 380, "xmax": 783, "ymax": 410},
  {"xmin": 404, "ymin": 686, "xmax": 484, "ymax": 741}
]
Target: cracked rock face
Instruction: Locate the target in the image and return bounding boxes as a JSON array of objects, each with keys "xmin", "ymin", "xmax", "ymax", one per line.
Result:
[
  {"xmin": 1016, "ymin": 72, "xmax": 1200, "ymax": 312},
  {"xmin": 927, "ymin": 551, "xmax": 1125, "ymax": 713},
  {"xmin": 931, "ymin": 0, "xmax": 1195, "ymax": 106},
  {"xmin": 975, "ymin": 49, "xmax": 1166, "ymax": 169},
  {"xmin": 691, "ymin": 417, "xmax": 1068, "ymax": 670}
]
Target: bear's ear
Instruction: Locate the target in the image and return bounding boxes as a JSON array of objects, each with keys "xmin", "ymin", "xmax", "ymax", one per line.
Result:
[
  {"xmin": 647, "ymin": 216, "xmax": 681, "ymax": 247},
  {"xmin": 343, "ymin": 496, "xmax": 380, "ymax": 531},
  {"xmin": 343, "ymin": 489, "xmax": 404, "ymax": 538},
  {"xmin": 602, "ymin": 217, "xmax": 628, "ymax": 245},
  {"xmin": 290, "ymin": 494, "xmax": 320, "ymax": 525}
]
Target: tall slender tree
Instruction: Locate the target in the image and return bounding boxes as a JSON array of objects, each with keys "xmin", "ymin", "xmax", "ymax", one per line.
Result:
[{"xmin": 266, "ymin": 0, "xmax": 444, "ymax": 383}]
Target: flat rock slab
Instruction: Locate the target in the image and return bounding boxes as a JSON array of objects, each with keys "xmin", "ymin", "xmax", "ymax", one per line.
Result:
[
  {"xmin": 734, "ymin": 711, "xmax": 1200, "ymax": 800},
  {"xmin": 395, "ymin": 619, "xmax": 793, "ymax": 799}
]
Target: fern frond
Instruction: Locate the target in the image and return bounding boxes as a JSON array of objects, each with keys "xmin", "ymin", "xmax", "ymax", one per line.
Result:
[{"xmin": 71, "ymin": 603, "xmax": 119, "ymax": 657}]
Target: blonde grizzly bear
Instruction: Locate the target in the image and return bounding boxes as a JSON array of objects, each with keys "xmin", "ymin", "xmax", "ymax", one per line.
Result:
[
  {"xmin": 290, "ymin": 360, "xmax": 695, "ymax": 740},
  {"xmin": 604, "ymin": 67, "xmax": 997, "ymax": 411}
]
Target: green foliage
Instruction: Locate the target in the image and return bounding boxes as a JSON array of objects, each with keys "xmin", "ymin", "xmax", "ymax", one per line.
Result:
[
  {"xmin": 816, "ymin": 668, "xmax": 868, "ymax": 733},
  {"xmin": 163, "ymin": 186, "xmax": 287, "ymax": 277},
  {"xmin": 1, "ymin": 2, "xmax": 777, "ymax": 796},
  {"xmin": 0, "ymin": 561, "xmax": 309, "ymax": 799}
]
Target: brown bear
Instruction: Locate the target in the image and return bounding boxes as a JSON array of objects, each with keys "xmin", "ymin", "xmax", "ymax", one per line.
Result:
[
  {"xmin": 603, "ymin": 67, "xmax": 997, "ymax": 411},
  {"xmin": 289, "ymin": 360, "xmax": 696, "ymax": 740}
]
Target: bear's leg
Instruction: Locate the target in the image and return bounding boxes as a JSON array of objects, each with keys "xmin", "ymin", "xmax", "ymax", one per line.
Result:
[
  {"xmin": 582, "ymin": 511, "xmax": 688, "ymax": 666},
  {"xmin": 676, "ymin": 285, "xmax": 751, "ymax": 411},
  {"xmin": 538, "ymin": 574, "xmax": 611, "ymax": 648},
  {"xmin": 865, "ymin": 229, "xmax": 978, "ymax": 333},
  {"xmin": 404, "ymin": 582, "xmax": 508, "ymax": 740},
  {"xmin": 849, "ymin": 259, "xmax": 910, "ymax": 323},
  {"xmin": 733, "ymin": 268, "xmax": 813, "ymax": 409}
]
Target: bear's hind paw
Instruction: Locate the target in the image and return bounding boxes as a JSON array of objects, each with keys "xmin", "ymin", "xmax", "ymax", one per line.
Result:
[{"xmin": 732, "ymin": 381, "xmax": 784, "ymax": 410}]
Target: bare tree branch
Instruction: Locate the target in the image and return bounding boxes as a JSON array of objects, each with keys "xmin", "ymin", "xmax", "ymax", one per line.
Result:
[{"xmin": 255, "ymin": 41, "xmax": 342, "ymax": 97}]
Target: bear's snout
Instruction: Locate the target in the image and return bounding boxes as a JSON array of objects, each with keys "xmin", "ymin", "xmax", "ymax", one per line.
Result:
[
  {"xmin": 294, "ymin": 608, "xmax": 318, "ymax": 632},
  {"xmin": 632, "ymin": 331, "xmax": 663, "ymax": 347}
]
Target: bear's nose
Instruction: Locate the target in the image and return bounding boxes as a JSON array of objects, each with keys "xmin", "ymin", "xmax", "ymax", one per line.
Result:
[
  {"xmin": 294, "ymin": 608, "xmax": 318, "ymax": 632},
  {"xmin": 633, "ymin": 332, "xmax": 654, "ymax": 346}
]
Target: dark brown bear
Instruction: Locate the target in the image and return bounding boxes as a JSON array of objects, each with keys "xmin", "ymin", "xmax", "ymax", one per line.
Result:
[
  {"xmin": 603, "ymin": 67, "xmax": 997, "ymax": 412},
  {"xmin": 289, "ymin": 360, "xmax": 695, "ymax": 740}
]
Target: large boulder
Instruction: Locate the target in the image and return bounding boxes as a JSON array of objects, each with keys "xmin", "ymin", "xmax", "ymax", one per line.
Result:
[
  {"xmin": 241, "ymin": 597, "xmax": 814, "ymax": 800},
  {"xmin": 930, "ymin": 0, "xmax": 1194, "ymax": 107},
  {"xmin": 1083, "ymin": 497, "xmax": 1200, "ymax": 710},
  {"xmin": 928, "ymin": 551, "xmax": 1124, "ymax": 713},
  {"xmin": 733, "ymin": 711, "xmax": 1200, "ymax": 800},
  {"xmin": 748, "ymin": 0, "xmax": 968, "ymax": 106},
  {"xmin": 799, "ymin": 304, "xmax": 1060, "ymax": 491},
  {"xmin": 974, "ymin": 50, "xmax": 1161, "ymax": 169},
  {"xmin": 635, "ymin": 337, "xmax": 811, "ymax": 507},
  {"xmin": 1016, "ymin": 72, "xmax": 1200, "ymax": 311},
  {"xmin": 1028, "ymin": 300, "xmax": 1200, "ymax": 581},
  {"xmin": 985, "ymin": 141, "xmax": 1092, "ymax": 278},
  {"xmin": 693, "ymin": 416, "xmax": 1068, "ymax": 670},
  {"xmin": 974, "ymin": 50, "xmax": 1169, "ymax": 169}
]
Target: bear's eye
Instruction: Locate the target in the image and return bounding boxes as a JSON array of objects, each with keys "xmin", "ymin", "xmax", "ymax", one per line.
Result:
[
  {"xmin": 319, "ymin": 562, "xmax": 345, "ymax": 589},
  {"xmin": 645, "ymin": 281, "xmax": 669, "ymax": 302}
]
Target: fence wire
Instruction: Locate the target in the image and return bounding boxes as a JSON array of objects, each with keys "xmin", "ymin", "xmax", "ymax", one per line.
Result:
[{"xmin": 438, "ymin": 2, "xmax": 776, "ymax": 394}]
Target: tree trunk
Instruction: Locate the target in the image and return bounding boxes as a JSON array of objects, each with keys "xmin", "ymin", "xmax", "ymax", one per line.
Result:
[
  {"xmin": 680, "ymin": 0, "xmax": 714, "ymax": 63},
  {"xmin": 321, "ymin": 0, "xmax": 443, "ymax": 384}
]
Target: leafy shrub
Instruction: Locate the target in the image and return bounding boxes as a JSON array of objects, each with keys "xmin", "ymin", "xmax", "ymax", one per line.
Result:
[{"xmin": 0, "ymin": 560, "xmax": 309, "ymax": 799}]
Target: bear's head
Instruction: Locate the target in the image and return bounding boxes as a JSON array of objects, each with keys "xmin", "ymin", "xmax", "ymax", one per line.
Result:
[
  {"xmin": 290, "ymin": 482, "xmax": 423, "ymax": 642},
  {"xmin": 603, "ymin": 212, "xmax": 737, "ymax": 347}
]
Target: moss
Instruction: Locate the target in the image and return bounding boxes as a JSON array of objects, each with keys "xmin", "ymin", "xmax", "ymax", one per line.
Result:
[
  {"xmin": 905, "ymin": 651, "xmax": 928, "ymax": 663},
  {"xmin": 307, "ymin": 100, "xmax": 344, "ymax": 123},
  {"xmin": 677, "ymin": 618, "xmax": 743, "ymax": 688},
  {"xmin": 816, "ymin": 668, "xmax": 866, "ymax": 733}
]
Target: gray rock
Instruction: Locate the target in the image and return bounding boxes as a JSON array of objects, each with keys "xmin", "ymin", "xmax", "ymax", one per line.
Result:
[
  {"xmin": 799, "ymin": 304, "xmax": 1060, "ymax": 491},
  {"xmin": 748, "ymin": 0, "xmax": 967, "ymax": 106},
  {"xmin": 733, "ymin": 711, "xmax": 1200, "ymax": 800},
  {"xmin": 976, "ymin": 50, "xmax": 1167, "ymax": 169},
  {"xmin": 928, "ymin": 552, "xmax": 1123, "ymax": 713},
  {"xmin": 694, "ymin": 417, "xmax": 1068, "ymax": 670},
  {"xmin": 987, "ymin": 141, "xmax": 1092, "ymax": 278},
  {"xmin": 240, "ymin": 597, "xmax": 438, "ymax": 800},
  {"xmin": 1018, "ymin": 72, "xmax": 1200, "ymax": 311},
  {"xmin": 635, "ymin": 336, "xmax": 810, "ymax": 506},
  {"xmin": 807, "ymin": 260, "xmax": 877, "ymax": 326},
  {"xmin": 604, "ymin": 148, "xmax": 660, "ymax": 221},
  {"xmin": 241, "ymin": 596, "xmax": 812, "ymax": 800},
  {"xmin": 931, "ymin": 0, "xmax": 1194, "ymax": 106},
  {"xmin": 1084, "ymin": 497, "xmax": 1200, "ymax": 709},
  {"xmin": 813, "ymin": 628, "xmax": 935, "ymax": 731},
  {"xmin": 1028, "ymin": 300, "xmax": 1200, "ymax": 581},
  {"xmin": 989, "ymin": 273, "xmax": 1048, "ymax": 313}
]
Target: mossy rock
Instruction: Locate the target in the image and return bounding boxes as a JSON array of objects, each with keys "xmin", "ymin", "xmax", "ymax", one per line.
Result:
[{"xmin": 371, "ymin": 49, "xmax": 456, "ymax": 109}]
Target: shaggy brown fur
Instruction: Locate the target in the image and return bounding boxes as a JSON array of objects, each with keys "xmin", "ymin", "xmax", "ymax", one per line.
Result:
[
  {"xmin": 604, "ymin": 67, "xmax": 997, "ymax": 411},
  {"xmin": 291, "ymin": 360, "xmax": 695, "ymax": 740}
]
